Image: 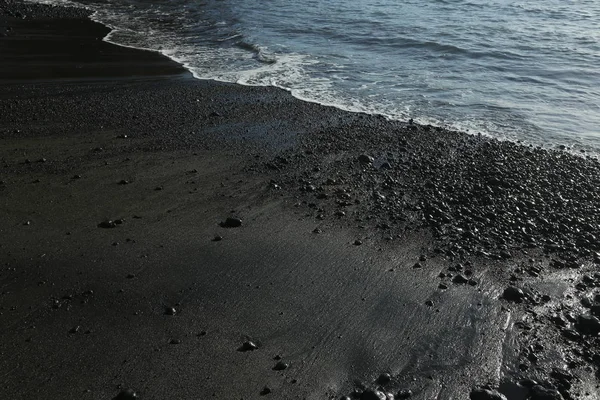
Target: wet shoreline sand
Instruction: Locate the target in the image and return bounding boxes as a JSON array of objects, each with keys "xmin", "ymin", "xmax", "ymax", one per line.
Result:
[{"xmin": 1, "ymin": 1, "xmax": 600, "ymax": 399}]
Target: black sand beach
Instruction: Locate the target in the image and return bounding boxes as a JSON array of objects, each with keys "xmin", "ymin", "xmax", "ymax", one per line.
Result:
[{"xmin": 2, "ymin": 1, "xmax": 600, "ymax": 399}]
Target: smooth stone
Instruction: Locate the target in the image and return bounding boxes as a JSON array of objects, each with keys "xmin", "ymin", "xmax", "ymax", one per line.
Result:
[
  {"xmin": 502, "ymin": 286, "xmax": 525, "ymax": 302},
  {"xmin": 273, "ymin": 361, "xmax": 289, "ymax": 371},
  {"xmin": 360, "ymin": 389, "xmax": 386, "ymax": 400},
  {"xmin": 238, "ymin": 340, "xmax": 259, "ymax": 352},
  {"xmin": 113, "ymin": 389, "xmax": 137, "ymax": 400},
  {"xmin": 469, "ymin": 387, "xmax": 507, "ymax": 400},
  {"xmin": 221, "ymin": 217, "xmax": 243, "ymax": 228}
]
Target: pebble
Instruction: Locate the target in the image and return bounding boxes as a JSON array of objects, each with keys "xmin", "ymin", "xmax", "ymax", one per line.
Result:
[
  {"xmin": 360, "ymin": 389, "xmax": 386, "ymax": 400},
  {"xmin": 502, "ymin": 286, "xmax": 525, "ymax": 302},
  {"xmin": 452, "ymin": 274, "xmax": 468, "ymax": 284},
  {"xmin": 98, "ymin": 220, "xmax": 117, "ymax": 228},
  {"xmin": 221, "ymin": 217, "xmax": 243, "ymax": 228},
  {"xmin": 260, "ymin": 386, "xmax": 271, "ymax": 395},
  {"xmin": 354, "ymin": 239, "xmax": 363, "ymax": 246},
  {"xmin": 358, "ymin": 154, "xmax": 374, "ymax": 165},
  {"xmin": 377, "ymin": 372, "xmax": 392, "ymax": 385},
  {"xmin": 273, "ymin": 361, "xmax": 289, "ymax": 370},
  {"xmin": 238, "ymin": 340, "xmax": 259, "ymax": 352},
  {"xmin": 113, "ymin": 389, "xmax": 137, "ymax": 400},
  {"xmin": 212, "ymin": 235, "xmax": 223, "ymax": 241},
  {"xmin": 397, "ymin": 389, "xmax": 412, "ymax": 399},
  {"xmin": 575, "ymin": 314, "xmax": 600, "ymax": 335},
  {"xmin": 469, "ymin": 387, "xmax": 507, "ymax": 400},
  {"xmin": 164, "ymin": 307, "xmax": 177, "ymax": 316}
]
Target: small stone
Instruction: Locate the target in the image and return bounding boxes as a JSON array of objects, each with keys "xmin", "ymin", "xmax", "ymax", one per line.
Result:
[
  {"xmin": 113, "ymin": 388, "xmax": 137, "ymax": 400},
  {"xmin": 126, "ymin": 274, "xmax": 135, "ymax": 279},
  {"xmin": 169, "ymin": 339, "xmax": 181, "ymax": 344},
  {"xmin": 118, "ymin": 180, "xmax": 130, "ymax": 185},
  {"xmin": 358, "ymin": 154, "xmax": 374, "ymax": 165},
  {"xmin": 360, "ymin": 389, "xmax": 386, "ymax": 400},
  {"xmin": 98, "ymin": 220, "xmax": 117, "ymax": 229},
  {"xmin": 502, "ymin": 286, "xmax": 525, "ymax": 302},
  {"xmin": 438, "ymin": 283, "xmax": 448, "ymax": 290},
  {"xmin": 425, "ymin": 300, "xmax": 434, "ymax": 307},
  {"xmin": 212, "ymin": 235, "xmax": 223, "ymax": 242},
  {"xmin": 452, "ymin": 274, "xmax": 468, "ymax": 284},
  {"xmin": 397, "ymin": 389, "xmax": 412, "ymax": 399},
  {"xmin": 69, "ymin": 326, "xmax": 80, "ymax": 334},
  {"xmin": 377, "ymin": 372, "xmax": 392, "ymax": 385},
  {"xmin": 221, "ymin": 217, "xmax": 242, "ymax": 228},
  {"xmin": 72, "ymin": 174, "xmax": 81, "ymax": 179},
  {"xmin": 469, "ymin": 387, "xmax": 507, "ymax": 400},
  {"xmin": 273, "ymin": 361, "xmax": 289, "ymax": 370},
  {"xmin": 413, "ymin": 262, "xmax": 422, "ymax": 269},
  {"xmin": 164, "ymin": 307, "xmax": 177, "ymax": 316},
  {"xmin": 354, "ymin": 239, "xmax": 363, "ymax": 246},
  {"xmin": 312, "ymin": 228, "xmax": 322, "ymax": 234},
  {"xmin": 260, "ymin": 386, "xmax": 271, "ymax": 395},
  {"xmin": 238, "ymin": 340, "xmax": 258, "ymax": 352},
  {"xmin": 575, "ymin": 314, "xmax": 600, "ymax": 335}
]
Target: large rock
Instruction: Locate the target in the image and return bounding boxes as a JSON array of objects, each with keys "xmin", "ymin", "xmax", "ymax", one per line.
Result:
[{"xmin": 470, "ymin": 387, "xmax": 507, "ymax": 400}]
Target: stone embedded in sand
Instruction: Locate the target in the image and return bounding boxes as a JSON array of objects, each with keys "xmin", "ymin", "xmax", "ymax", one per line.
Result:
[
  {"xmin": 530, "ymin": 385, "xmax": 562, "ymax": 400},
  {"xmin": 377, "ymin": 372, "xmax": 392, "ymax": 385},
  {"xmin": 575, "ymin": 314, "xmax": 600, "ymax": 335},
  {"xmin": 113, "ymin": 388, "xmax": 137, "ymax": 400},
  {"xmin": 169, "ymin": 338, "xmax": 181, "ymax": 344},
  {"xmin": 397, "ymin": 389, "xmax": 412, "ymax": 399},
  {"xmin": 358, "ymin": 154, "xmax": 374, "ymax": 165},
  {"xmin": 221, "ymin": 217, "xmax": 242, "ymax": 228},
  {"xmin": 164, "ymin": 307, "xmax": 177, "ymax": 316},
  {"xmin": 273, "ymin": 361, "xmax": 289, "ymax": 371},
  {"xmin": 502, "ymin": 286, "xmax": 525, "ymax": 302},
  {"xmin": 98, "ymin": 220, "xmax": 117, "ymax": 228},
  {"xmin": 260, "ymin": 386, "xmax": 271, "ymax": 395},
  {"xmin": 118, "ymin": 180, "xmax": 130, "ymax": 185},
  {"xmin": 360, "ymin": 389, "xmax": 386, "ymax": 400},
  {"xmin": 452, "ymin": 274, "xmax": 468, "ymax": 284},
  {"xmin": 212, "ymin": 235, "xmax": 223, "ymax": 242},
  {"xmin": 469, "ymin": 387, "xmax": 507, "ymax": 400},
  {"xmin": 238, "ymin": 340, "xmax": 258, "ymax": 352},
  {"xmin": 354, "ymin": 239, "xmax": 363, "ymax": 246}
]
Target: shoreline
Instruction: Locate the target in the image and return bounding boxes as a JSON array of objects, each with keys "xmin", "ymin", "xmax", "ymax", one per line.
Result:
[{"xmin": 2, "ymin": 1, "xmax": 600, "ymax": 399}]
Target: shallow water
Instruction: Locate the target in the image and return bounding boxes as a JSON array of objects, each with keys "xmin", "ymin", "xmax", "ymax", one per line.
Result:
[{"xmin": 34, "ymin": 0, "xmax": 600, "ymax": 151}]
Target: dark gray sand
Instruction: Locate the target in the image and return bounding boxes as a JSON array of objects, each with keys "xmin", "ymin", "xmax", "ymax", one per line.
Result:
[{"xmin": 2, "ymin": 1, "xmax": 600, "ymax": 399}]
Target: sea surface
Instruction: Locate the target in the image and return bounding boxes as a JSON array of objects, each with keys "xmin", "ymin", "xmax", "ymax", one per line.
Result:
[{"xmin": 34, "ymin": 0, "xmax": 600, "ymax": 151}]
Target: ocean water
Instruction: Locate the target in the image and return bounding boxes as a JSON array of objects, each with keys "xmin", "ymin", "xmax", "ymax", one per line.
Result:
[{"xmin": 33, "ymin": 0, "xmax": 600, "ymax": 151}]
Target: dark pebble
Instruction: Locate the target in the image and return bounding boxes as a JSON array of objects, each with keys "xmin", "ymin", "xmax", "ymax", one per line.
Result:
[
  {"xmin": 164, "ymin": 307, "xmax": 177, "ymax": 316},
  {"xmin": 169, "ymin": 339, "xmax": 181, "ymax": 345},
  {"xmin": 212, "ymin": 235, "xmax": 223, "ymax": 242},
  {"xmin": 360, "ymin": 389, "xmax": 386, "ymax": 400},
  {"xmin": 260, "ymin": 386, "xmax": 271, "ymax": 395},
  {"xmin": 113, "ymin": 388, "xmax": 137, "ymax": 400},
  {"xmin": 220, "ymin": 217, "xmax": 243, "ymax": 228},
  {"xmin": 273, "ymin": 361, "xmax": 289, "ymax": 371},
  {"xmin": 469, "ymin": 387, "xmax": 507, "ymax": 400},
  {"xmin": 452, "ymin": 274, "xmax": 468, "ymax": 284},
  {"xmin": 354, "ymin": 239, "xmax": 363, "ymax": 246},
  {"xmin": 377, "ymin": 372, "xmax": 392, "ymax": 385},
  {"xmin": 98, "ymin": 220, "xmax": 117, "ymax": 229},
  {"xmin": 238, "ymin": 340, "xmax": 258, "ymax": 352},
  {"xmin": 575, "ymin": 314, "xmax": 600, "ymax": 335},
  {"xmin": 502, "ymin": 286, "xmax": 525, "ymax": 302}
]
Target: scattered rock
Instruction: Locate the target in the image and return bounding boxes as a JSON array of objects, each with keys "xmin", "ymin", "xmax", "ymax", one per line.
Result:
[
  {"xmin": 220, "ymin": 217, "xmax": 243, "ymax": 228},
  {"xmin": 260, "ymin": 386, "xmax": 271, "ymax": 395},
  {"xmin": 574, "ymin": 314, "xmax": 600, "ymax": 335},
  {"xmin": 377, "ymin": 373, "xmax": 392, "ymax": 385},
  {"xmin": 164, "ymin": 307, "xmax": 177, "ymax": 316},
  {"xmin": 469, "ymin": 387, "xmax": 507, "ymax": 400},
  {"xmin": 502, "ymin": 286, "xmax": 526, "ymax": 302},
  {"xmin": 358, "ymin": 154, "xmax": 374, "ymax": 165},
  {"xmin": 113, "ymin": 388, "xmax": 137, "ymax": 400},
  {"xmin": 98, "ymin": 220, "xmax": 117, "ymax": 228},
  {"xmin": 273, "ymin": 361, "xmax": 289, "ymax": 371},
  {"xmin": 452, "ymin": 274, "xmax": 469, "ymax": 284},
  {"xmin": 238, "ymin": 340, "xmax": 259, "ymax": 352},
  {"xmin": 360, "ymin": 389, "xmax": 386, "ymax": 400}
]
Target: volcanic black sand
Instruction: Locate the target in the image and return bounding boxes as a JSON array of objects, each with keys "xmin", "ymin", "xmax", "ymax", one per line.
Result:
[{"xmin": 2, "ymin": 1, "xmax": 600, "ymax": 399}]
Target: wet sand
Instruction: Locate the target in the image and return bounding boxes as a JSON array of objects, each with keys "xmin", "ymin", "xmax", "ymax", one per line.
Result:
[{"xmin": 2, "ymin": 1, "xmax": 600, "ymax": 399}]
